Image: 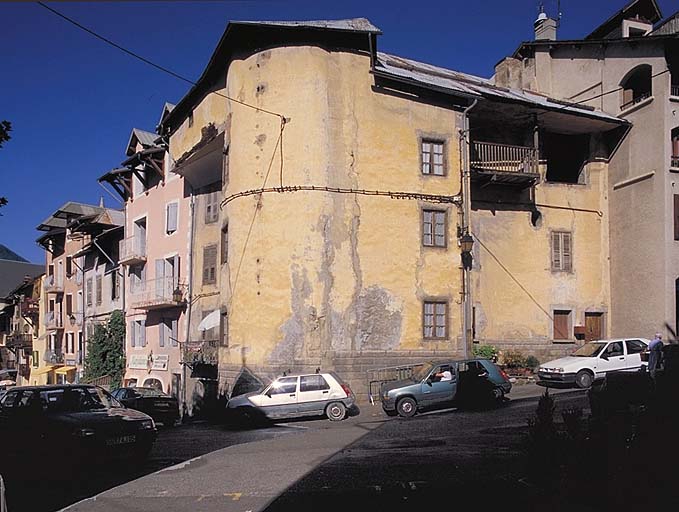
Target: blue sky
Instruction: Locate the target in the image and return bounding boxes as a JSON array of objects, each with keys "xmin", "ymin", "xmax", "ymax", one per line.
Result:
[{"xmin": 1, "ymin": 0, "xmax": 675, "ymax": 263}]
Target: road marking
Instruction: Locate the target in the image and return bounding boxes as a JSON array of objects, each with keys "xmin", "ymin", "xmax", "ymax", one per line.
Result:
[{"xmin": 224, "ymin": 492, "xmax": 242, "ymax": 501}]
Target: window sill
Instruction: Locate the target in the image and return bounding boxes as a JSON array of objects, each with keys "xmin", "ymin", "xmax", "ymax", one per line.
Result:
[
  {"xmin": 619, "ymin": 95, "xmax": 654, "ymax": 117},
  {"xmin": 552, "ymin": 340, "xmax": 576, "ymax": 344},
  {"xmin": 670, "ymin": 95, "xmax": 679, "ymax": 103},
  {"xmin": 670, "ymin": 166, "xmax": 679, "ymax": 173}
]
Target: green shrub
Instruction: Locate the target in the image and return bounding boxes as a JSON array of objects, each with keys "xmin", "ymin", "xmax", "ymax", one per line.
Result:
[
  {"xmin": 472, "ymin": 344, "xmax": 498, "ymax": 361},
  {"xmin": 503, "ymin": 350, "xmax": 526, "ymax": 369},
  {"xmin": 525, "ymin": 355, "xmax": 540, "ymax": 369}
]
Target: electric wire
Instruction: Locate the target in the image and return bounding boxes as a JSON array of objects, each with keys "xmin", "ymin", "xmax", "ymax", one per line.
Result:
[{"xmin": 36, "ymin": 1, "xmax": 285, "ymax": 120}]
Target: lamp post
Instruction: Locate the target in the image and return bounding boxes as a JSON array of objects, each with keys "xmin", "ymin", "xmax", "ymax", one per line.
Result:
[
  {"xmin": 172, "ymin": 287, "xmax": 183, "ymax": 304},
  {"xmin": 460, "ymin": 231, "xmax": 474, "ymax": 359}
]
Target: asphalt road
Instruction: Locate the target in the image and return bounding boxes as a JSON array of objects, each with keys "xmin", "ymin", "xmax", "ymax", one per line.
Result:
[
  {"xmin": 2, "ymin": 421, "xmax": 305, "ymax": 512},
  {"xmin": 55, "ymin": 385, "xmax": 588, "ymax": 512}
]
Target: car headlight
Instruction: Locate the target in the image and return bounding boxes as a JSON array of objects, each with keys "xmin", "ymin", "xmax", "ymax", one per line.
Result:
[
  {"xmin": 139, "ymin": 419, "xmax": 155, "ymax": 430},
  {"xmin": 74, "ymin": 427, "xmax": 96, "ymax": 438},
  {"xmin": 554, "ymin": 368, "xmax": 564, "ymax": 373}
]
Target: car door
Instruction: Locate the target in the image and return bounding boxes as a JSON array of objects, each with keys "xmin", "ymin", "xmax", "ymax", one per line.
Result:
[
  {"xmin": 597, "ymin": 341, "xmax": 627, "ymax": 376},
  {"xmin": 421, "ymin": 363, "xmax": 457, "ymax": 407},
  {"xmin": 624, "ymin": 339, "xmax": 647, "ymax": 371},
  {"xmin": 256, "ymin": 376, "xmax": 299, "ymax": 419},
  {"xmin": 296, "ymin": 375, "xmax": 332, "ymax": 416}
]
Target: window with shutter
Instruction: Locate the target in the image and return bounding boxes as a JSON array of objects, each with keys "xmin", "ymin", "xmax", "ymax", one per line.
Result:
[
  {"xmin": 205, "ymin": 190, "xmax": 219, "ymax": 224},
  {"xmin": 166, "ymin": 202, "xmax": 178, "ymax": 234},
  {"xmin": 551, "ymin": 231, "xmax": 572, "ymax": 272},
  {"xmin": 130, "ymin": 321, "xmax": 136, "ymax": 347},
  {"xmin": 159, "ymin": 320, "xmax": 166, "ymax": 347},
  {"xmin": 203, "ymin": 245, "xmax": 218, "ymax": 285},
  {"xmin": 86, "ymin": 278, "xmax": 93, "ymax": 306},
  {"xmin": 65, "ymin": 294, "xmax": 73, "ymax": 316},
  {"xmin": 66, "ymin": 256, "xmax": 72, "ymax": 277},
  {"xmin": 140, "ymin": 320, "xmax": 146, "ymax": 347},
  {"xmin": 221, "ymin": 224, "xmax": 228, "ymax": 264}
]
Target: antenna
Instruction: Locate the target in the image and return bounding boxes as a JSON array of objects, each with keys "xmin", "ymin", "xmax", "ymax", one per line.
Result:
[{"xmin": 557, "ymin": 0, "xmax": 563, "ymax": 27}]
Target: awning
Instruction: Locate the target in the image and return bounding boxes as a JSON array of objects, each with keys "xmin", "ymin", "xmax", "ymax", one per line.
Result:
[
  {"xmin": 54, "ymin": 366, "xmax": 77, "ymax": 375},
  {"xmin": 198, "ymin": 309, "xmax": 220, "ymax": 332},
  {"xmin": 31, "ymin": 365, "xmax": 56, "ymax": 376}
]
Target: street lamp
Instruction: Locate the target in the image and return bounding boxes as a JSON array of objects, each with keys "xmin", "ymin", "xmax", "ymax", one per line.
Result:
[
  {"xmin": 460, "ymin": 232, "xmax": 474, "ymax": 270},
  {"xmin": 172, "ymin": 287, "xmax": 183, "ymax": 303}
]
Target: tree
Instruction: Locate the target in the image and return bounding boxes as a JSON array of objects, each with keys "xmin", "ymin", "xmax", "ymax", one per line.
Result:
[
  {"xmin": 0, "ymin": 120, "xmax": 11, "ymax": 209},
  {"xmin": 84, "ymin": 309, "xmax": 126, "ymax": 390}
]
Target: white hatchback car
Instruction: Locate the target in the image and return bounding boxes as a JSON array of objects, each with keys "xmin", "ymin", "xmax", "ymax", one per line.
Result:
[
  {"xmin": 227, "ymin": 371, "xmax": 355, "ymax": 422},
  {"xmin": 538, "ymin": 338, "xmax": 650, "ymax": 388}
]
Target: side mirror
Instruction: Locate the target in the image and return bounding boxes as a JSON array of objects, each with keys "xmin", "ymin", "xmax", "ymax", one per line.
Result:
[
  {"xmin": 478, "ymin": 371, "xmax": 489, "ymax": 378},
  {"xmin": 264, "ymin": 389, "xmax": 272, "ymax": 398},
  {"xmin": 600, "ymin": 354, "xmax": 609, "ymax": 361},
  {"xmin": 425, "ymin": 378, "xmax": 433, "ymax": 386}
]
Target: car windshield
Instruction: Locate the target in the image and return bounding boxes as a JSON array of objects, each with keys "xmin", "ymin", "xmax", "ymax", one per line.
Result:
[
  {"xmin": 572, "ymin": 342, "xmax": 606, "ymax": 358},
  {"xmin": 411, "ymin": 363, "xmax": 435, "ymax": 382},
  {"xmin": 134, "ymin": 388, "xmax": 169, "ymax": 398}
]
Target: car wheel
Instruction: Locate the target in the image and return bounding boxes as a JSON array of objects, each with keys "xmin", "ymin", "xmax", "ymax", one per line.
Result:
[
  {"xmin": 492, "ymin": 387, "xmax": 505, "ymax": 402},
  {"xmin": 326, "ymin": 401, "xmax": 347, "ymax": 421},
  {"xmin": 396, "ymin": 397, "xmax": 417, "ymax": 418},
  {"xmin": 575, "ymin": 370, "xmax": 594, "ymax": 389}
]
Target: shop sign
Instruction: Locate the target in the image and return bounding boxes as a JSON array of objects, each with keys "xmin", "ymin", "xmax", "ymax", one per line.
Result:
[
  {"xmin": 128, "ymin": 354, "xmax": 148, "ymax": 370},
  {"xmin": 151, "ymin": 354, "xmax": 169, "ymax": 371}
]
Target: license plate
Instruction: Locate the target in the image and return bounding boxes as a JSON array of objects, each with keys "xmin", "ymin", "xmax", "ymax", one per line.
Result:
[
  {"xmin": 106, "ymin": 435, "xmax": 136, "ymax": 446},
  {"xmin": 155, "ymin": 403, "xmax": 170, "ymax": 408},
  {"xmin": 541, "ymin": 374, "xmax": 553, "ymax": 379}
]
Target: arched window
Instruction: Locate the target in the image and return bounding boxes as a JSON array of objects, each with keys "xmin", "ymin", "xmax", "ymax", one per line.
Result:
[
  {"xmin": 143, "ymin": 378, "xmax": 163, "ymax": 391},
  {"xmin": 620, "ymin": 65, "xmax": 652, "ymax": 110}
]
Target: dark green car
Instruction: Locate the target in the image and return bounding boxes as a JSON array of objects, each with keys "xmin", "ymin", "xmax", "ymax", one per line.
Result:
[{"xmin": 381, "ymin": 358, "xmax": 512, "ymax": 418}]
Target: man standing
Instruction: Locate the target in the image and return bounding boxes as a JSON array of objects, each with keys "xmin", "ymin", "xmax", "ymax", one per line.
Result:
[{"xmin": 648, "ymin": 332, "xmax": 664, "ymax": 379}]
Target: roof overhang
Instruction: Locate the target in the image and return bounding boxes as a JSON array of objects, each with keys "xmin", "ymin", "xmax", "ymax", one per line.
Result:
[{"xmin": 172, "ymin": 131, "xmax": 224, "ymax": 189}]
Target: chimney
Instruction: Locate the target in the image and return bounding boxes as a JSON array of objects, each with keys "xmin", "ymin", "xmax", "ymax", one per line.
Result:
[
  {"xmin": 534, "ymin": 10, "xmax": 557, "ymax": 41},
  {"xmin": 495, "ymin": 57, "xmax": 523, "ymax": 89}
]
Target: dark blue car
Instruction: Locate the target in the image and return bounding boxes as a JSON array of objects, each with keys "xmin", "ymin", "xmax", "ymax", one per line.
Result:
[{"xmin": 381, "ymin": 358, "xmax": 512, "ymax": 417}]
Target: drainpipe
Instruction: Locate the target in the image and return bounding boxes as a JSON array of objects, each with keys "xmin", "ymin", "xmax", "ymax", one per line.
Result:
[
  {"xmin": 461, "ymin": 99, "xmax": 478, "ymax": 359},
  {"xmin": 182, "ymin": 189, "xmax": 196, "ymax": 418}
]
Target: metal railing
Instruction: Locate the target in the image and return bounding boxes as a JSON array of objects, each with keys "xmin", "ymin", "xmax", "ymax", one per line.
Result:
[
  {"xmin": 44, "ymin": 274, "xmax": 64, "ymax": 293},
  {"xmin": 44, "ymin": 349, "xmax": 65, "ymax": 364},
  {"xmin": 129, "ymin": 277, "xmax": 185, "ymax": 309},
  {"xmin": 181, "ymin": 339, "xmax": 219, "ymax": 365},
  {"xmin": 620, "ymin": 91, "xmax": 651, "ymax": 111},
  {"xmin": 671, "ymin": 84, "xmax": 679, "ymax": 97},
  {"xmin": 6, "ymin": 333, "xmax": 33, "ymax": 349},
  {"xmin": 44, "ymin": 311, "xmax": 63, "ymax": 330},
  {"xmin": 470, "ymin": 141, "xmax": 539, "ymax": 174},
  {"xmin": 366, "ymin": 363, "xmax": 424, "ymax": 404},
  {"xmin": 119, "ymin": 235, "xmax": 147, "ymax": 263},
  {"xmin": 672, "ymin": 156, "xmax": 679, "ymax": 169}
]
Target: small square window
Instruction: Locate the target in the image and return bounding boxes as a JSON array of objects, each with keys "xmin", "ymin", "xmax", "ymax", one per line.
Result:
[{"xmin": 421, "ymin": 139, "xmax": 445, "ymax": 176}]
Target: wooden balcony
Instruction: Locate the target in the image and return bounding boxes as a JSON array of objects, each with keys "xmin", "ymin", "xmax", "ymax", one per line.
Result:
[
  {"xmin": 470, "ymin": 141, "xmax": 540, "ymax": 187},
  {"xmin": 129, "ymin": 277, "xmax": 185, "ymax": 310},
  {"xmin": 119, "ymin": 235, "xmax": 147, "ymax": 265}
]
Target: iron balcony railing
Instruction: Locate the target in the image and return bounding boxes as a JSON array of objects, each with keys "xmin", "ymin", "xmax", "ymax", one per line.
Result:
[
  {"xmin": 129, "ymin": 277, "xmax": 185, "ymax": 310},
  {"xmin": 181, "ymin": 339, "xmax": 219, "ymax": 365},
  {"xmin": 620, "ymin": 91, "xmax": 651, "ymax": 111},
  {"xmin": 671, "ymin": 84, "xmax": 679, "ymax": 97},
  {"xmin": 672, "ymin": 156, "xmax": 679, "ymax": 169},
  {"xmin": 470, "ymin": 141, "xmax": 539, "ymax": 174},
  {"xmin": 119, "ymin": 235, "xmax": 147, "ymax": 265},
  {"xmin": 44, "ymin": 311, "xmax": 64, "ymax": 330},
  {"xmin": 43, "ymin": 349, "xmax": 65, "ymax": 365},
  {"xmin": 44, "ymin": 274, "xmax": 64, "ymax": 293}
]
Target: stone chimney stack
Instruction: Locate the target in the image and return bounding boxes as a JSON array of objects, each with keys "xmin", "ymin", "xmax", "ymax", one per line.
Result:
[
  {"xmin": 534, "ymin": 11, "xmax": 557, "ymax": 40},
  {"xmin": 494, "ymin": 57, "xmax": 523, "ymax": 89}
]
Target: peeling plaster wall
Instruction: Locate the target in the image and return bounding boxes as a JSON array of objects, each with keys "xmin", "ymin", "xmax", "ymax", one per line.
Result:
[{"xmin": 209, "ymin": 45, "xmax": 464, "ymax": 378}]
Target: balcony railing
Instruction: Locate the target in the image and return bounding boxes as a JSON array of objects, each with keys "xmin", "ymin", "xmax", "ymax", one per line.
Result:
[
  {"xmin": 119, "ymin": 235, "xmax": 147, "ymax": 265},
  {"xmin": 129, "ymin": 277, "xmax": 185, "ymax": 310},
  {"xmin": 181, "ymin": 339, "xmax": 219, "ymax": 365},
  {"xmin": 44, "ymin": 275, "xmax": 64, "ymax": 294},
  {"xmin": 671, "ymin": 84, "xmax": 679, "ymax": 98},
  {"xmin": 19, "ymin": 298, "xmax": 39, "ymax": 317},
  {"xmin": 672, "ymin": 156, "xmax": 679, "ymax": 169},
  {"xmin": 620, "ymin": 91, "xmax": 651, "ymax": 111},
  {"xmin": 43, "ymin": 349, "xmax": 65, "ymax": 365},
  {"xmin": 44, "ymin": 311, "xmax": 64, "ymax": 330},
  {"xmin": 6, "ymin": 333, "xmax": 33, "ymax": 350},
  {"xmin": 470, "ymin": 141, "xmax": 539, "ymax": 174}
]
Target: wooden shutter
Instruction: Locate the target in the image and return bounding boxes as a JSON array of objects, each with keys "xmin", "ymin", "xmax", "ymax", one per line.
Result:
[
  {"xmin": 159, "ymin": 321, "xmax": 166, "ymax": 347},
  {"xmin": 95, "ymin": 275, "xmax": 102, "ymax": 304},
  {"xmin": 65, "ymin": 295, "xmax": 73, "ymax": 316},
  {"xmin": 562, "ymin": 233, "xmax": 572, "ymax": 272},
  {"xmin": 140, "ymin": 320, "xmax": 146, "ymax": 347},
  {"xmin": 166, "ymin": 203, "xmax": 178, "ymax": 233},
  {"xmin": 221, "ymin": 224, "xmax": 228, "ymax": 264},
  {"xmin": 203, "ymin": 246, "xmax": 217, "ymax": 284},
  {"xmin": 551, "ymin": 232, "xmax": 561, "ymax": 270},
  {"xmin": 554, "ymin": 311, "xmax": 569, "ymax": 340},
  {"xmin": 171, "ymin": 319, "xmax": 178, "ymax": 347},
  {"xmin": 130, "ymin": 321, "xmax": 136, "ymax": 347},
  {"xmin": 156, "ymin": 259, "xmax": 165, "ymax": 297},
  {"xmin": 674, "ymin": 195, "xmax": 679, "ymax": 241},
  {"xmin": 86, "ymin": 278, "xmax": 93, "ymax": 306},
  {"xmin": 66, "ymin": 257, "xmax": 72, "ymax": 277}
]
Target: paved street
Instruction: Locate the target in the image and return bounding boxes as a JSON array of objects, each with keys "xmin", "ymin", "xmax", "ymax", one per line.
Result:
[{"xmin": 46, "ymin": 384, "xmax": 586, "ymax": 512}]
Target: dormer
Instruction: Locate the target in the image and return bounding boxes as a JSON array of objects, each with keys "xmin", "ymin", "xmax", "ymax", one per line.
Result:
[{"xmin": 586, "ymin": 0, "xmax": 662, "ymax": 40}]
